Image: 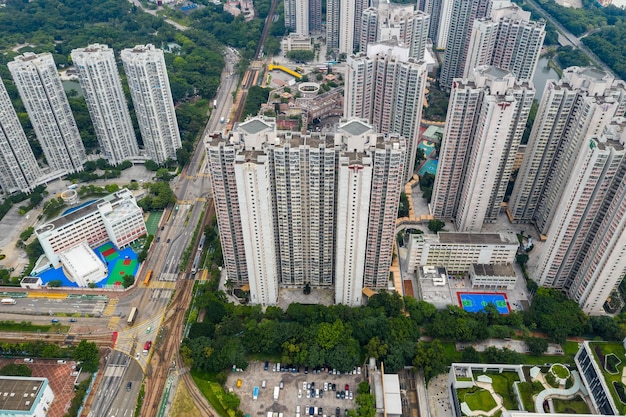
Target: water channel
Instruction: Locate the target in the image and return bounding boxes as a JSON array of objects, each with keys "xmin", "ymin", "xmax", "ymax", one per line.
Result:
[{"xmin": 532, "ymin": 55, "xmax": 560, "ymax": 101}]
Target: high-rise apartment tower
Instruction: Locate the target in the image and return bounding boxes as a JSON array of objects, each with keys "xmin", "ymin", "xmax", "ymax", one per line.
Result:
[
  {"xmin": 206, "ymin": 118, "xmax": 405, "ymax": 306},
  {"xmin": 0, "ymin": 76, "xmax": 40, "ymax": 193},
  {"xmin": 345, "ymin": 41, "xmax": 428, "ymax": 182},
  {"xmin": 8, "ymin": 52, "xmax": 86, "ymax": 175},
  {"xmin": 121, "ymin": 44, "xmax": 181, "ymax": 164},
  {"xmin": 431, "ymin": 66, "xmax": 534, "ymax": 231},
  {"xmin": 71, "ymin": 44, "xmax": 139, "ymax": 166},
  {"xmin": 509, "ymin": 67, "xmax": 626, "ymax": 233},
  {"xmin": 464, "ymin": 4, "xmax": 545, "ymax": 83}
]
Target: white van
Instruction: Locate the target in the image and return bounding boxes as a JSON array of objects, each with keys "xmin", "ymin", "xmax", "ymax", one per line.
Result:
[
  {"xmin": 23, "ymin": 358, "xmax": 33, "ymax": 363},
  {"xmin": 296, "ymin": 406, "xmax": 301, "ymax": 413},
  {"xmin": 262, "ymin": 380, "xmax": 267, "ymax": 388}
]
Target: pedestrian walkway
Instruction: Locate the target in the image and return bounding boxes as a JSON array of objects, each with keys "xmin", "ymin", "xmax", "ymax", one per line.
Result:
[
  {"xmin": 103, "ymin": 299, "xmax": 118, "ymax": 316},
  {"xmin": 108, "ymin": 316, "xmax": 121, "ymax": 329}
]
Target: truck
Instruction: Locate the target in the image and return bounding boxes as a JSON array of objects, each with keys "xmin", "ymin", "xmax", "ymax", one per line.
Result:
[
  {"xmin": 273, "ymin": 386, "xmax": 280, "ymax": 401},
  {"xmin": 213, "ymin": 99, "xmax": 218, "ymax": 109},
  {"xmin": 253, "ymin": 386, "xmax": 259, "ymax": 400},
  {"xmin": 1, "ymin": 298, "xmax": 16, "ymax": 305}
]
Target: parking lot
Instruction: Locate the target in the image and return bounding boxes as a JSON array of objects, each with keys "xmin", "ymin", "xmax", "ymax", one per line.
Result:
[{"xmin": 228, "ymin": 362, "xmax": 367, "ymax": 417}]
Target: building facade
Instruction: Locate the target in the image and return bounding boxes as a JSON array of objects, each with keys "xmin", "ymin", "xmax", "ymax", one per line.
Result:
[
  {"xmin": 464, "ymin": 4, "xmax": 545, "ymax": 83},
  {"xmin": 358, "ymin": 4, "xmax": 430, "ymax": 60},
  {"xmin": 345, "ymin": 42, "xmax": 428, "ymax": 182},
  {"xmin": 121, "ymin": 44, "xmax": 181, "ymax": 164},
  {"xmin": 326, "ymin": 0, "xmax": 340, "ymax": 50},
  {"xmin": 71, "ymin": 44, "xmax": 139, "ymax": 166},
  {"xmin": 35, "ymin": 189, "xmax": 146, "ymax": 266},
  {"xmin": 8, "ymin": 52, "xmax": 86, "ymax": 176},
  {"xmin": 535, "ymin": 119, "xmax": 626, "ymax": 314},
  {"xmin": 206, "ymin": 118, "xmax": 405, "ymax": 306},
  {"xmin": 439, "ymin": 0, "xmax": 493, "ymax": 89},
  {"xmin": 0, "ymin": 76, "xmax": 41, "ymax": 194},
  {"xmin": 431, "ymin": 66, "xmax": 534, "ymax": 231},
  {"xmin": 508, "ymin": 66, "xmax": 626, "ymax": 232},
  {"xmin": 405, "ymin": 232, "xmax": 518, "ymax": 274}
]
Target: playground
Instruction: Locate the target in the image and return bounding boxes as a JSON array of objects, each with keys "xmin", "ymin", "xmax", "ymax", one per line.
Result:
[
  {"xmin": 145, "ymin": 211, "xmax": 163, "ymax": 235},
  {"xmin": 38, "ymin": 242, "xmax": 139, "ymax": 289},
  {"xmin": 418, "ymin": 158, "xmax": 438, "ymax": 176},
  {"xmin": 417, "ymin": 140, "xmax": 436, "ymax": 158},
  {"xmin": 458, "ymin": 292, "xmax": 510, "ymax": 314}
]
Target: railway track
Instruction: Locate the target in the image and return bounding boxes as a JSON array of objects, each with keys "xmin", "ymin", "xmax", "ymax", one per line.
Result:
[
  {"xmin": 140, "ymin": 199, "xmax": 215, "ymax": 417},
  {"xmin": 0, "ymin": 332, "xmax": 113, "ymax": 347}
]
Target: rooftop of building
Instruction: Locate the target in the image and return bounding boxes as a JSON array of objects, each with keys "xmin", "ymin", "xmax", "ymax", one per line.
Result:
[
  {"xmin": 35, "ymin": 189, "xmax": 133, "ymax": 234},
  {"xmin": 578, "ymin": 341, "xmax": 626, "ymax": 415},
  {"xmin": 58, "ymin": 241, "xmax": 106, "ymax": 277},
  {"xmin": 0, "ymin": 376, "xmax": 46, "ymax": 412},
  {"xmin": 338, "ymin": 119, "xmax": 374, "ymax": 136},
  {"xmin": 449, "ymin": 362, "xmax": 599, "ymax": 415},
  {"xmin": 238, "ymin": 118, "xmax": 274, "ymax": 135},
  {"xmin": 21, "ymin": 277, "xmax": 40, "ymax": 284},
  {"xmin": 471, "ymin": 263, "xmax": 516, "ymax": 277},
  {"xmin": 437, "ymin": 232, "xmax": 515, "ymax": 245}
]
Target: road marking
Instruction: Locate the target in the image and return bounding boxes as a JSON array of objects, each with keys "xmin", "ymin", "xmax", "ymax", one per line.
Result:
[
  {"xmin": 103, "ymin": 299, "xmax": 119, "ymax": 316},
  {"xmin": 108, "ymin": 317, "xmax": 121, "ymax": 329}
]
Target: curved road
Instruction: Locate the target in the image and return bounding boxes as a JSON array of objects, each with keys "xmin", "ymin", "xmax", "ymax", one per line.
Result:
[{"xmin": 525, "ymin": 0, "xmax": 614, "ymax": 76}]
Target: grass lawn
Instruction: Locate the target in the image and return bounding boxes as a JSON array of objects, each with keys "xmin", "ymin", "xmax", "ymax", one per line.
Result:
[
  {"xmin": 458, "ymin": 387, "xmax": 498, "ymax": 412},
  {"xmin": 441, "ymin": 341, "xmax": 462, "ymax": 363},
  {"xmin": 0, "ymin": 322, "xmax": 65, "ymax": 333},
  {"xmin": 551, "ymin": 364, "xmax": 569, "ymax": 378},
  {"xmin": 191, "ymin": 370, "xmax": 231, "ymax": 417},
  {"xmin": 481, "ymin": 372, "xmax": 519, "ymax": 410},
  {"xmin": 171, "ymin": 380, "xmax": 201, "ymax": 417},
  {"xmin": 590, "ymin": 342, "xmax": 626, "ymax": 414},
  {"xmin": 552, "ymin": 396, "xmax": 591, "ymax": 414},
  {"xmin": 516, "ymin": 382, "xmax": 539, "ymax": 412}
]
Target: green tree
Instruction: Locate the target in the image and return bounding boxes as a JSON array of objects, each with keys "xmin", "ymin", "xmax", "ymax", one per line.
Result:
[
  {"xmin": 145, "ymin": 160, "xmax": 159, "ymax": 171},
  {"xmin": 122, "ymin": 274, "xmax": 135, "ymax": 288},
  {"xmin": 398, "ymin": 192, "xmax": 409, "ymax": 218},
  {"xmin": 525, "ymin": 337, "xmax": 549, "ymax": 356},
  {"xmin": 0, "ymin": 363, "xmax": 32, "ymax": 377},
  {"xmin": 413, "ymin": 340, "xmax": 447, "ymax": 382},
  {"xmin": 365, "ymin": 336, "xmax": 388, "ymax": 360},
  {"xmin": 460, "ymin": 346, "xmax": 481, "ymax": 363},
  {"xmin": 73, "ymin": 340, "xmax": 99, "ymax": 372},
  {"xmin": 428, "ymin": 220, "xmax": 445, "ymax": 233},
  {"xmin": 222, "ymin": 391, "xmax": 241, "ymax": 411},
  {"xmin": 316, "ymin": 320, "xmax": 345, "ymax": 350}
]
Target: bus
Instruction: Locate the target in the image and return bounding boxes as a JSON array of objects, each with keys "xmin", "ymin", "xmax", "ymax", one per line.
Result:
[
  {"xmin": 1, "ymin": 298, "xmax": 16, "ymax": 305},
  {"xmin": 144, "ymin": 270, "xmax": 153, "ymax": 286},
  {"xmin": 127, "ymin": 307, "xmax": 138, "ymax": 326}
]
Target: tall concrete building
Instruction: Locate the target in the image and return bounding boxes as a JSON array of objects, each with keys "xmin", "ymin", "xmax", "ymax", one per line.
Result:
[
  {"xmin": 464, "ymin": 4, "xmax": 545, "ymax": 83},
  {"xmin": 309, "ymin": 0, "xmax": 322, "ymax": 33},
  {"xmin": 509, "ymin": 67, "xmax": 626, "ymax": 233},
  {"xmin": 345, "ymin": 41, "xmax": 428, "ymax": 182},
  {"xmin": 285, "ymin": 0, "xmax": 309, "ymax": 35},
  {"xmin": 0, "ymin": 76, "xmax": 40, "ymax": 194},
  {"xmin": 421, "ymin": 0, "xmax": 444, "ymax": 47},
  {"xmin": 358, "ymin": 4, "xmax": 430, "ymax": 60},
  {"xmin": 436, "ymin": 0, "xmax": 454, "ymax": 50},
  {"xmin": 431, "ymin": 66, "xmax": 534, "ymax": 231},
  {"xmin": 8, "ymin": 52, "xmax": 86, "ymax": 176},
  {"xmin": 326, "ymin": 0, "xmax": 340, "ymax": 50},
  {"xmin": 439, "ymin": 0, "xmax": 494, "ymax": 89},
  {"xmin": 71, "ymin": 44, "xmax": 139, "ymax": 166},
  {"xmin": 206, "ymin": 118, "xmax": 405, "ymax": 306},
  {"xmin": 535, "ymin": 119, "xmax": 626, "ymax": 314},
  {"xmin": 121, "ymin": 44, "xmax": 181, "ymax": 164}
]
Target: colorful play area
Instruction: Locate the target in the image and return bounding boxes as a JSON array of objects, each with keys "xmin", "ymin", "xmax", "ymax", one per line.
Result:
[
  {"xmin": 38, "ymin": 242, "xmax": 139, "ymax": 289},
  {"xmin": 457, "ymin": 292, "xmax": 510, "ymax": 314},
  {"xmin": 416, "ymin": 140, "xmax": 438, "ymax": 176}
]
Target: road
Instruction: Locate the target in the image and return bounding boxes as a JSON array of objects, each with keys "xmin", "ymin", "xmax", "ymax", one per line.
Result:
[
  {"xmin": 85, "ymin": 45, "xmax": 241, "ymax": 417},
  {"xmin": 2, "ymin": 297, "xmax": 107, "ymax": 317},
  {"xmin": 127, "ymin": 0, "xmax": 189, "ymax": 31},
  {"xmin": 525, "ymin": 0, "xmax": 614, "ymax": 76}
]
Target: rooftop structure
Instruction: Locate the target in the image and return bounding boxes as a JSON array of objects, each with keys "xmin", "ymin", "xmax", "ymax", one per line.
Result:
[
  {"xmin": 35, "ymin": 189, "xmax": 146, "ymax": 266},
  {"xmin": 58, "ymin": 241, "xmax": 108, "ymax": 287},
  {"xmin": 405, "ymin": 232, "xmax": 518, "ymax": 274},
  {"xmin": 0, "ymin": 376, "xmax": 54, "ymax": 417}
]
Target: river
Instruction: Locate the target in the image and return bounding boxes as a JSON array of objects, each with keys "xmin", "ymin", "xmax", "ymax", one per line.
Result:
[{"xmin": 532, "ymin": 55, "xmax": 560, "ymax": 101}]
